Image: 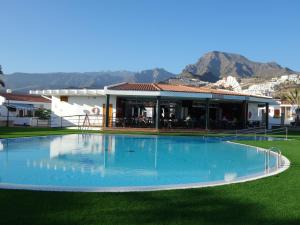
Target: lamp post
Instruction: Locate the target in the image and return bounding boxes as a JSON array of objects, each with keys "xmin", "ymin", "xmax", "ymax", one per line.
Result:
[{"xmin": 6, "ymin": 89, "xmax": 12, "ymax": 127}]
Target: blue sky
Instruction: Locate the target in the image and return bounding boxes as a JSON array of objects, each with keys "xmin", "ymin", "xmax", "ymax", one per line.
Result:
[{"xmin": 0, "ymin": 0, "xmax": 300, "ymax": 74}]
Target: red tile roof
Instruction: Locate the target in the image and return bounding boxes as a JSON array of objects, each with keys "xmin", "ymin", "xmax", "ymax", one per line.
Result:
[
  {"xmin": 108, "ymin": 83, "xmax": 265, "ymax": 98},
  {"xmin": 109, "ymin": 83, "xmax": 160, "ymax": 91},
  {"xmin": 156, "ymin": 84, "xmax": 211, "ymax": 93},
  {"xmin": 0, "ymin": 93, "xmax": 51, "ymax": 103}
]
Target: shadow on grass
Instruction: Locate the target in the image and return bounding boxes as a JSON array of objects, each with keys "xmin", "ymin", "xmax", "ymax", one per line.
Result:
[{"xmin": 0, "ymin": 188, "xmax": 298, "ymax": 225}]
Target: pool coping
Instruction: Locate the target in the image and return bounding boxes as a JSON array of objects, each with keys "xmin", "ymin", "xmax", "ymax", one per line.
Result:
[{"xmin": 0, "ymin": 138, "xmax": 290, "ymax": 192}]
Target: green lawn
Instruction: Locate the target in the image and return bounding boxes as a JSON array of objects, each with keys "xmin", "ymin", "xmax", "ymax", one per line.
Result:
[
  {"xmin": 0, "ymin": 127, "xmax": 97, "ymax": 138},
  {"xmin": 0, "ymin": 127, "xmax": 300, "ymax": 225}
]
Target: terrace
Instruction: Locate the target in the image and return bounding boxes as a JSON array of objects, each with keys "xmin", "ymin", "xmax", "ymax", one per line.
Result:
[{"xmin": 104, "ymin": 83, "xmax": 275, "ymax": 130}]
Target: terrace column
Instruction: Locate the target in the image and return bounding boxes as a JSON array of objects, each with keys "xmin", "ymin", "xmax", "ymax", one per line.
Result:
[
  {"xmin": 105, "ymin": 94, "xmax": 110, "ymax": 128},
  {"xmin": 265, "ymin": 103, "xmax": 269, "ymax": 130},
  {"xmin": 243, "ymin": 100, "xmax": 248, "ymax": 129},
  {"xmin": 155, "ymin": 96, "xmax": 161, "ymax": 130},
  {"xmin": 205, "ymin": 98, "xmax": 210, "ymax": 130}
]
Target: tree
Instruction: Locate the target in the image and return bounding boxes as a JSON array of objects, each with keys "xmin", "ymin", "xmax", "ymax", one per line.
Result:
[
  {"xmin": 0, "ymin": 65, "xmax": 5, "ymax": 87},
  {"xmin": 284, "ymin": 89, "xmax": 300, "ymax": 125},
  {"xmin": 284, "ymin": 89, "xmax": 300, "ymax": 109}
]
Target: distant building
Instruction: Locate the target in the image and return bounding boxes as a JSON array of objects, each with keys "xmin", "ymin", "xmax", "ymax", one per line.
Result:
[
  {"xmin": 0, "ymin": 92, "xmax": 51, "ymax": 126},
  {"xmin": 255, "ymin": 100, "xmax": 299, "ymax": 127},
  {"xmin": 243, "ymin": 74, "xmax": 300, "ymax": 96},
  {"xmin": 168, "ymin": 78, "xmax": 209, "ymax": 87},
  {"xmin": 213, "ymin": 76, "xmax": 242, "ymax": 92}
]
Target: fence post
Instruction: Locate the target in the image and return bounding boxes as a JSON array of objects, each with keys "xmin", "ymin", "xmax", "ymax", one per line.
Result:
[
  {"xmin": 6, "ymin": 99, "xmax": 10, "ymax": 127},
  {"xmin": 264, "ymin": 128, "xmax": 267, "ymax": 137},
  {"xmin": 264, "ymin": 150, "xmax": 267, "ymax": 172},
  {"xmin": 78, "ymin": 115, "xmax": 81, "ymax": 130},
  {"xmin": 285, "ymin": 127, "xmax": 288, "ymax": 140},
  {"xmin": 60, "ymin": 117, "xmax": 63, "ymax": 128}
]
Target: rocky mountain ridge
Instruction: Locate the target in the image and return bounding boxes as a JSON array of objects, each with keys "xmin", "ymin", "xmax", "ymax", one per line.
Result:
[
  {"xmin": 2, "ymin": 51, "xmax": 299, "ymax": 93},
  {"xmin": 3, "ymin": 69, "xmax": 175, "ymax": 92},
  {"xmin": 181, "ymin": 51, "xmax": 296, "ymax": 82}
]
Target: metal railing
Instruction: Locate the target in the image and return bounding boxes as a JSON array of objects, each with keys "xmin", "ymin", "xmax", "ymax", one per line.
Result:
[
  {"xmin": 255, "ymin": 127, "xmax": 288, "ymax": 140},
  {"xmin": 0, "ymin": 114, "xmax": 104, "ymax": 128},
  {"xmin": 265, "ymin": 147, "xmax": 284, "ymax": 173},
  {"xmin": 270, "ymin": 147, "xmax": 283, "ymax": 169},
  {"xmin": 0, "ymin": 114, "xmax": 291, "ymax": 140},
  {"xmin": 206, "ymin": 126, "xmax": 288, "ymax": 140},
  {"xmin": 51, "ymin": 114, "xmax": 104, "ymax": 128},
  {"xmin": 112, "ymin": 117, "xmax": 155, "ymax": 128},
  {"xmin": 265, "ymin": 149, "xmax": 271, "ymax": 172},
  {"xmin": 0, "ymin": 116, "xmax": 51, "ymax": 127}
]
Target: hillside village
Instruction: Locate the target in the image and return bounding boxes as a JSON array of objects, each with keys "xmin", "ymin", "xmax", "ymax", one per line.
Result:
[{"xmin": 211, "ymin": 74, "xmax": 300, "ymax": 97}]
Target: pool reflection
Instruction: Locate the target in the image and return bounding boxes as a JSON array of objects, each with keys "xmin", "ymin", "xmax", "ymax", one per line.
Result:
[{"xmin": 0, "ymin": 134, "xmax": 277, "ymax": 188}]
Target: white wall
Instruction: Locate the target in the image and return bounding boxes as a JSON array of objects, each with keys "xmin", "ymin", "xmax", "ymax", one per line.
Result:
[
  {"xmin": 266, "ymin": 105, "xmax": 281, "ymax": 127},
  {"xmin": 257, "ymin": 105, "xmax": 290, "ymax": 128},
  {"xmin": 250, "ymin": 103, "xmax": 300, "ymax": 128},
  {"xmin": 0, "ymin": 105, "xmax": 8, "ymax": 118},
  {"xmin": 51, "ymin": 95, "xmax": 116, "ymax": 127},
  {"xmin": 0, "ymin": 96, "xmax": 5, "ymax": 105},
  {"xmin": 248, "ymin": 103, "xmax": 282, "ymax": 128}
]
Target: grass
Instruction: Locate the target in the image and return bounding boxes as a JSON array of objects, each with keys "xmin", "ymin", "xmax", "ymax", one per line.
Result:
[
  {"xmin": 0, "ymin": 127, "xmax": 97, "ymax": 138},
  {"xmin": 0, "ymin": 127, "xmax": 300, "ymax": 225}
]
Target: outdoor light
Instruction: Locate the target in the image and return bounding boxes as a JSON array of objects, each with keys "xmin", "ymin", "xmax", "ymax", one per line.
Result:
[{"xmin": 6, "ymin": 89, "xmax": 12, "ymax": 127}]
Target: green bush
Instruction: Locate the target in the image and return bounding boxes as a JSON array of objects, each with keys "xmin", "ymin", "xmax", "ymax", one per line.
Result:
[{"xmin": 34, "ymin": 108, "xmax": 51, "ymax": 120}]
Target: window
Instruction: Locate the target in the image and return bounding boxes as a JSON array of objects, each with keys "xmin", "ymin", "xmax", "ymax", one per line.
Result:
[
  {"xmin": 274, "ymin": 109, "xmax": 280, "ymax": 118},
  {"xmin": 60, "ymin": 96, "xmax": 69, "ymax": 102},
  {"xmin": 286, "ymin": 107, "xmax": 291, "ymax": 117},
  {"xmin": 27, "ymin": 110, "xmax": 33, "ymax": 117},
  {"xmin": 19, "ymin": 110, "xmax": 24, "ymax": 117}
]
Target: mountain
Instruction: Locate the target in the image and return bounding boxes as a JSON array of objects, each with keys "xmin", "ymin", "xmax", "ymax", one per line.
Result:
[
  {"xmin": 3, "ymin": 69, "xmax": 176, "ymax": 93},
  {"xmin": 181, "ymin": 51, "xmax": 296, "ymax": 82},
  {"xmin": 3, "ymin": 71, "xmax": 135, "ymax": 92},
  {"xmin": 134, "ymin": 68, "xmax": 176, "ymax": 83},
  {"xmin": 3, "ymin": 51, "xmax": 297, "ymax": 92}
]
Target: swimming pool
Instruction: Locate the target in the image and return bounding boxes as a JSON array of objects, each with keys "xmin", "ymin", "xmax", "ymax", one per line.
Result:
[{"xmin": 0, "ymin": 134, "xmax": 289, "ymax": 191}]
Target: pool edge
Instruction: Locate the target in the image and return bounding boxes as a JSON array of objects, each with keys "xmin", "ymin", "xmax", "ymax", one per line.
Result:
[{"xmin": 0, "ymin": 141, "xmax": 290, "ymax": 192}]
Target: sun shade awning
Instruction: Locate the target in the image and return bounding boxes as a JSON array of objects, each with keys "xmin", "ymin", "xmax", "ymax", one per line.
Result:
[{"xmin": 6, "ymin": 103, "xmax": 35, "ymax": 110}]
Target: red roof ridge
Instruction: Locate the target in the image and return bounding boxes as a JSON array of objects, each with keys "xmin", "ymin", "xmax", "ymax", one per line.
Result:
[
  {"xmin": 0, "ymin": 93, "xmax": 51, "ymax": 103},
  {"xmin": 152, "ymin": 83, "xmax": 162, "ymax": 91},
  {"xmin": 106, "ymin": 82, "xmax": 271, "ymax": 98}
]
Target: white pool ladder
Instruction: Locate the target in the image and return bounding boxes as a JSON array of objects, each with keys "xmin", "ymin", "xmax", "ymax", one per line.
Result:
[{"xmin": 265, "ymin": 147, "xmax": 283, "ymax": 173}]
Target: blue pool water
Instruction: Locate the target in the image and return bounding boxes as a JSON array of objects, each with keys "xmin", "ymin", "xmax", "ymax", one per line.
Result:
[{"xmin": 0, "ymin": 134, "xmax": 277, "ymax": 190}]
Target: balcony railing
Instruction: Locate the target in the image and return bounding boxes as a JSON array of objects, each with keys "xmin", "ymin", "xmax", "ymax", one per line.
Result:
[{"xmin": 0, "ymin": 114, "xmax": 265, "ymax": 130}]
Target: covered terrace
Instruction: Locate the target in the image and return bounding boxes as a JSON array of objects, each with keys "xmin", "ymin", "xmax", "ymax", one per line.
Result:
[{"xmin": 104, "ymin": 83, "xmax": 275, "ymax": 130}]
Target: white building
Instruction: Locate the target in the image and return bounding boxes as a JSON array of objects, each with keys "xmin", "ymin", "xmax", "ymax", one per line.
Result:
[
  {"xmin": 0, "ymin": 92, "xmax": 51, "ymax": 126},
  {"xmin": 0, "ymin": 95, "xmax": 5, "ymax": 106},
  {"xmin": 49, "ymin": 89, "xmax": 117, "ymax": 127},
  {"xmin": 253, "ymin": 100, "xmax": 299, "ymax": 127},
  {"xmin": 213, "ymin": 76, "xmax": 242, "ymax": 92},
  {"xmin": 31, "ymin": 83, "xmax": 276, "ymax": 130}
]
